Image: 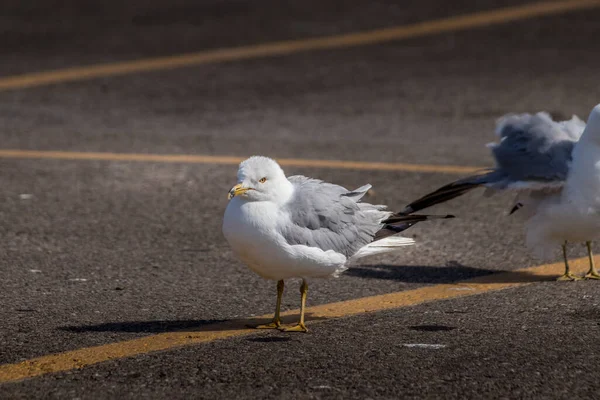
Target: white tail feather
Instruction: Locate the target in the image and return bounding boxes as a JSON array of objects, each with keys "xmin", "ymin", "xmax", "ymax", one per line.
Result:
[{"xmin": 348, "ymin": 236, "xmax": 415, "ymax": 264}]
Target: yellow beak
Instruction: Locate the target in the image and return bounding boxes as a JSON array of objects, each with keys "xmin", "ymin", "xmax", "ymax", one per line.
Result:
[{"xmin": 228, "ymin": 183, "xmax": 251, "ymax": 200}]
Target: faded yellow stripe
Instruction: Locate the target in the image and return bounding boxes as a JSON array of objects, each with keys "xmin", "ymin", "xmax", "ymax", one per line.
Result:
[
  {"xmin": 0, "ymin": 256, "xmax": 591, "ymax": 384},
  {"xmin": 0, "ymin": 0, "xmax": 598, "ymax": 91},
  {"xmin": 0, "ymin": 149, "xmax": 484, "ymax": 174}
]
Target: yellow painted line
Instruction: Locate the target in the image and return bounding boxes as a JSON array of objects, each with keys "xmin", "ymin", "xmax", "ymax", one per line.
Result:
[
  {"xmin": 0, "ymin": 256, "xmax": 592, "ymax": 384},
  {"xmin": 0, "ymin": 0, "xmax": 599, "ymax": 91},
  {"xmin": 0, "ymin": 149, "xmax": 484, "ymax": 174}
]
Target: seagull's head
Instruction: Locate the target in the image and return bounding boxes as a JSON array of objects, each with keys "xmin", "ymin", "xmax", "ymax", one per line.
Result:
[
  {"xmin": 228, "ymin": 156, "xmax": 293, "ymax": 203},
  {"xmin": 580, "ymin": 104, "xmax": 600, "ymax": 144},
  {"xmin": 588, "ymin": 104, "xmax": 600, "ymax": 131}
]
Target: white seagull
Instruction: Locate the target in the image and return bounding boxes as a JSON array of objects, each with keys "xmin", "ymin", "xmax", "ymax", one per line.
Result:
[
  {"xmin": 403, "ymin": 104, "xmax": 600, "ymax": 281},
  {"xmin": 223, "ymin": 156, "xmax": 452, "ymax": 332}
]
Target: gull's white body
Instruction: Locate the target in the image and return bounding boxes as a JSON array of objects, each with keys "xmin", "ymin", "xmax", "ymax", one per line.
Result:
[
  {"xmin": 222, "ymin": 156, "xmax": 428, "ymax": 332},
  {"xmin": 526, "ymin": 105, "xmax": 600, "ymax": 256},
  {"xmin": 222, "ymin": 156, "xmax": 416, "ymax": 282},
  {"xmin": 223, "ymin": 198, "xmax": 347, "ymax": 280}
]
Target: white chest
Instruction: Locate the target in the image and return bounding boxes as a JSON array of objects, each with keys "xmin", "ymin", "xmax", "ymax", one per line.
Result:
[
  {"xmin": 222, "ymin": 198, "xmax": 289, "ymax": 273},
  {"xmin": 564, "ymin": 143, "xmax": 600, "ymax": 209}
]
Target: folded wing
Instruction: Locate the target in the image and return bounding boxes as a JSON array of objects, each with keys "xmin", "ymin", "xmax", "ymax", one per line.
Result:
[{"xmin": 279, "ymin": 176, "xmax": 388, "ymax": 257}]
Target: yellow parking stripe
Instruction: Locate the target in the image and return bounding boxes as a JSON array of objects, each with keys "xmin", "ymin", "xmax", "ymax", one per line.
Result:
[
  {"xmin": 0, "ymin": 256, "xmax": 591, "ymax": 384},
  {"xmin": 0, "ymin": 149, "xmax": 484, "ymax": 174},
  {"xmin": 0, "ymin": 0, "xmax": 598, "ymax": 91}
]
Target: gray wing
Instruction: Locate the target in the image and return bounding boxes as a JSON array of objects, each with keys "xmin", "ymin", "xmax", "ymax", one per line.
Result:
[
  {"xmin": 488, "ymin": 111, "xmax": 585, "ymax": 188},
  {"xmin": 402, "ymin": 112, "xmax": 585, "ymax": 214},
  {"xmin": 278, "ymin": 176, "xmax": 388, "ymax": 257}
]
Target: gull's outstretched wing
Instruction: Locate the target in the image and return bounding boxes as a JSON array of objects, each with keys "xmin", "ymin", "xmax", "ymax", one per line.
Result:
[
  {"xmin": 403, "ymin": 112, "xmax": 585, "ymax": 214},
  {"xmin": 489, "ymin": 111, "xmax": 584, "ymax": 187}
]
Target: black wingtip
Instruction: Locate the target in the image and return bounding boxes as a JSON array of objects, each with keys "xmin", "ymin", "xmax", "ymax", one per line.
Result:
[
  {"xmin": 402, "ymin": 173, "xmax": 491, "ymax": 214},
  {"xmin": 509, "ymin": 202, "xmax": 523, "ymax": 215},
  {"xmin": 382, "ymin": 213, "xmax": 456, "ymax": 224},
  {"xmin": 375, "ymin": 213, "xmax": 456, "ymax": 241}
]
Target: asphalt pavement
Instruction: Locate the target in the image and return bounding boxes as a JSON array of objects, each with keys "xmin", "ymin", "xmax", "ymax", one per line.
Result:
[{"xmin": 2, "ymin": 0, "xmax": 600, "ymax": 398}]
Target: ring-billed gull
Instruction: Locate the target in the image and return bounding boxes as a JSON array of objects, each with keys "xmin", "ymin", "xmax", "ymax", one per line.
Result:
[
  {"xmin": 403, "ymin": 104, "xmax": 600, "ymax": 281},
  {"xmin": 223, "ymin": 156, "xmax": 453, "ymax": 332}
]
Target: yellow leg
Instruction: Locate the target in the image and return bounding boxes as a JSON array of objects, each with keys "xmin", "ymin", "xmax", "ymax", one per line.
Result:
[
  {"xmin": 252, "ymin": 280, "xmax": 285, "ymax": 329},
  {"xmin": 585, "ymin": 241, "xmax": 600, "ymax": 280},
  {"xmin": 557, "ymin": 242, "xmax": 581, "ymax": 281},
  {"xmin": 280, "ymin": 279, "xmax": 308, "ymax": 333}
]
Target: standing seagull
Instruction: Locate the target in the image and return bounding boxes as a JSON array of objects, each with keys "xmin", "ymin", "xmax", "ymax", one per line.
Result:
[
  {"xmin": 223, "ymin": 156, "xmax": 452, "ymax": 332},
  {"xmin": 403, "ymin": 104, "xmax": 600, "ymax": 281}
]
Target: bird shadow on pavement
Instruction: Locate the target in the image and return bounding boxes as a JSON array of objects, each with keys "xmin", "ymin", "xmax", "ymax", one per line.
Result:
[
  {"xmin": 59, "ymin": 314, "xmax": 327, "ymax": 334},
  {"xmin": 346, "ymin": 262, "xmax": 555, "ymax": 284},
  {"xmin": 59, "ymin": 319, "xmax": 226, "ymax": 333},
  {"xmin": 245, "ymin": 336, "xmax": 293, "ymax": 343}
]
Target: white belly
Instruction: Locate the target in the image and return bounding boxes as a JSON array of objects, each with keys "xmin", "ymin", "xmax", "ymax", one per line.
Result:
[
  {"xmin": 526, "ymin": 193, "xmax": 600, "ymax": 258},
  {"xmin": 222, "ymin": 198, "xmax": 346, "ymax": 280}
]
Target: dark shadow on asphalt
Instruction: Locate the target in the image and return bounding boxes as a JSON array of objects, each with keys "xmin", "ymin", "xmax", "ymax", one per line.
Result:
[
  {"xmin": 59, "ymin": 264, "xmax": 555, "ymax": 335},
  {"xmin": 409, "ymin": 325, "xmax": 456, "ymax": 332},
  {"xmin": 59, "ymin": 314, "xmax": 327, "ymax": 334},
  {"xmin": 346, "ymin": 263, "xmax": 493, "ymax": 283},
  {"xmin": 246, "ymin": 337, "xmax": 292, "ymax": 343},
  {"xmin": 346, "ymin": 263, "xmax": 554, "ymax": 284},
  {"xmin": 60, "ymin": 319, "xmax": 225, "ymax": 333}
]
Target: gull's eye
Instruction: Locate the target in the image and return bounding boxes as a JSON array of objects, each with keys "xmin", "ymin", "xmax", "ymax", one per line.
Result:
[{"xmin": 259, "ymin": 177, "xmax": 267, "ymax": 183}]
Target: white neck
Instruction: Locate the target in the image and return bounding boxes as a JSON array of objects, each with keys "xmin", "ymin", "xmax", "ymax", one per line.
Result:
[{"xmin": 272, "ymin": 178, "xmax": 295, "ymax": 206}]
